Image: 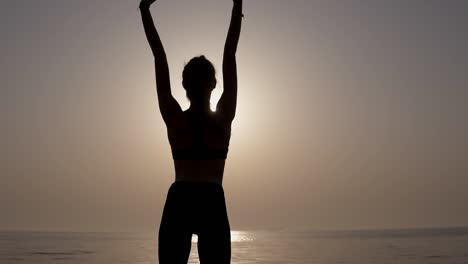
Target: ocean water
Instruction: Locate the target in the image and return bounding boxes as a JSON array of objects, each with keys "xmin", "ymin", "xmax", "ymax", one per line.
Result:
[{"xmin": 1, "ymin": 228, "xmax": 468, "ymax": 264}]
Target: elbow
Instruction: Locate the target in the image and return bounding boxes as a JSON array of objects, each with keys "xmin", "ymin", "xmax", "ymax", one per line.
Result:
[
  {"xmin": 222, "ymin": 53, "xmax": 237, "ymax": 70},
  {"xmin": 223, "ymin": 47, "xmax": 237, "ymax": 58}
]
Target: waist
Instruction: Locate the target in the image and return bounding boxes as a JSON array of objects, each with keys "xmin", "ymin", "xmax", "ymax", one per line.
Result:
[
  {"xmin": 169, "ymin": 181, "xmax": 224, "ymax": 192},
  {"xmin": 172, "ymin": 148, "xmax": 228, "ymax": 160},
  {"xmin": 174, "ymin": 159, "xmax": 225, "ymax": 185},
  {"xmin": 166, "ymin": 181, "xmax": 226, "ymax": 207}
]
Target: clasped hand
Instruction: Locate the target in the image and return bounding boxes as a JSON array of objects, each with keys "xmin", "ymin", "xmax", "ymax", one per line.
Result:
[
  {"xmin": 139, "ymin": 0, "xmax": 157, "ymax": 9},
  {"xmin": 140, "ymin": 0, "xmax": 242, "ymax": 9}
]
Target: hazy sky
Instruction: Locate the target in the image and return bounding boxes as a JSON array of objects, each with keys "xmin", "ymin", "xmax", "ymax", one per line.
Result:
[{"xmin": 2, "ymin": 0, "xmax": 468, "ymax": 232}]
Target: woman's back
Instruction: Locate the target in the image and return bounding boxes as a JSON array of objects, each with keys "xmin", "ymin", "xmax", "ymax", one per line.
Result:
[{"xmin": 168, "ymin": 110, "xmax": 232, "ymax": 184}]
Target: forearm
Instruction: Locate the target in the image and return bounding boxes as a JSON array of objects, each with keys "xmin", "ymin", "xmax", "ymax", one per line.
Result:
[
  {"xmin": 140, "ymin": 6, "xmax": 167, "ymax": 60},
  {"xmin": 140, "ymin": 5, "xmax": 174, "ymax": 102},
  {"xmin": 224, "ymin": 1, "xmax": 243, "ymax": 56}
]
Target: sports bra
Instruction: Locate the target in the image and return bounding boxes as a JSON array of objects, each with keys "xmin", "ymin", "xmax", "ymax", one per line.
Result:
[
  {"xmin": 171, "ymin": 111, "xmax": 229, "ymax": 160},
  {"xmin": 172, "ymin": 148, "xmax": 228, "ymax": 160}
]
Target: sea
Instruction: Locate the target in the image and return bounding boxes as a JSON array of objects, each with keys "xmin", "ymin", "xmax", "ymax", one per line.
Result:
[{"xmin": 1, "ymin": 228, "xmax": 468, "ymax": 264}]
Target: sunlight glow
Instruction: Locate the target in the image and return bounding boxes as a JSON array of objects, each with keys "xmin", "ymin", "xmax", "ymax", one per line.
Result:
[
  {"xmin": 210, "ymin": 87, "xmax": 223, "ymax": 112},
  {"xmin": 191, "ymin": 231, "xmax": 254, "ymax": 243}
]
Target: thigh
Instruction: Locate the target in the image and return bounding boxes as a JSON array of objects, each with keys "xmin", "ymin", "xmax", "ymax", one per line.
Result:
[
  {"xmin": 158, "ymin": 185, "xmax": 193, "ymax": 264},
  {"xmin": 158, "ymin": 226, "xmax": 192, "ymax": 264},
  {"xmin": 197, "ymin": 195, "xmax": 231, "ymax": 264},
  {"xmin": 197, "ymin": 226, "xmax": 231, "ymax": 264}
]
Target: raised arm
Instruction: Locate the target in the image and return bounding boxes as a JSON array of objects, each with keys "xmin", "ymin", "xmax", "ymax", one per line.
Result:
[
  {"xmin": 140, "ymin": 0, "xmax": 181, "ymax": 124},
  {"xmin": 217, "ymin": 0, "xmax": 243, "ymax": 121}
]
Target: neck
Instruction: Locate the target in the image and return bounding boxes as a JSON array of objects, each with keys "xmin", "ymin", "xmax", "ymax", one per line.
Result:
[{"xmin": 190, "ymin": 100, "xmax": 211, "ymax": 112}]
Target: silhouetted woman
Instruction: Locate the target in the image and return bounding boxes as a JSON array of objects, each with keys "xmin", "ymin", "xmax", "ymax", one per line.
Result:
[{"xmin": 139, "ymin": 0, "xmax": 243, "ymax": 263}]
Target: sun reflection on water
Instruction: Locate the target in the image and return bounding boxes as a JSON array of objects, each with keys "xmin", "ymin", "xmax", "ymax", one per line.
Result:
[{"xmin": 191, "ymin": 231, "xmax": 254, "ymax": 243}]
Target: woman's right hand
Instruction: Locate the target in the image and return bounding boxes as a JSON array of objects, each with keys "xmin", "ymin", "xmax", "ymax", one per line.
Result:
[{"xmin": 140, "ymin": 0, "xmax": 157, "ymax": 9}]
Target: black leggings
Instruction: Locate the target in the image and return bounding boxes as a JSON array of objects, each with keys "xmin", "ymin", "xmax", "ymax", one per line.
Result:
[{"xmin": 158, "ymin": 182, "xmax": 231, "ymax": 264}]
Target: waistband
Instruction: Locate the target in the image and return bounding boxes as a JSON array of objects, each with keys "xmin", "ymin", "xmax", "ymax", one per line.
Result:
[
  {"xmin": 171, "ymin": 181, "xmax": 222, "ymax": 188},
  {"xmin": 169, "ymin": 181, "xmax": 224, "ymax": 195}
]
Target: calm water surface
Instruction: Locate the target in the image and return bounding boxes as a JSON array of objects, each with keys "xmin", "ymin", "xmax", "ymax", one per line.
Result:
[{"xmin": 1, "ymin": 229, "xmax": 468, "ymax": 264}]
